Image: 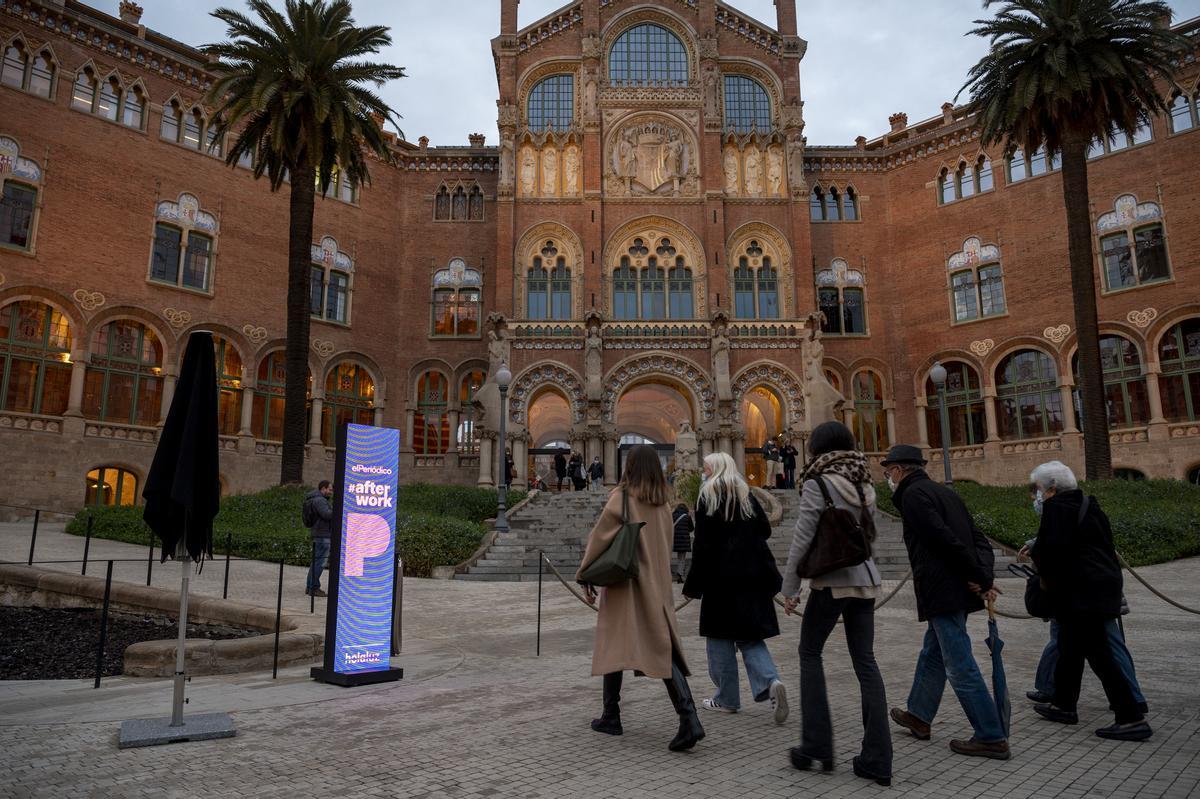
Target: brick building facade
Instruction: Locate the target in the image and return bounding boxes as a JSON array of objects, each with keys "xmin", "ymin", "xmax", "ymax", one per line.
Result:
[{"xmin": 0, "ymin": 0, "xmax": 1198, "ymax": 513}]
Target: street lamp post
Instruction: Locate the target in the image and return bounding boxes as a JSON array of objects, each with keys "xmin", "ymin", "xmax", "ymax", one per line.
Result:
[
  {"xmin": 930, "ymin": 361, "xmax": 953, "ymax": 486},
  {"xmin": 494, "ymin": 363, "xmax": 512, "ymax": 533}
]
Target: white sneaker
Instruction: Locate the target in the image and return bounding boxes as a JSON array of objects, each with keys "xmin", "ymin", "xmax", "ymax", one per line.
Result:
[
  {"xmin": 769, "ymin": 680, "xmax": 789, "ymax": 725},
  {"xmin": 701, "ymin": 698, "xmax": 738, "ymax": 713}
]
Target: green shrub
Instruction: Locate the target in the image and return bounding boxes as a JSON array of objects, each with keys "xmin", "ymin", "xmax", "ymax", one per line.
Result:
[
  {"xmin": 874, "ymin": 478, "xmax": 1200, "ymax": 567},
  {"xmin": 394, "ymin": 513, "xmax": 486, "ymax": 577},
  {"xmin": 674, "ymin": 470, "xmax": 702, "ymax": 509},
  {"xmin": 397, "ymin": 483, "xmax": 526, "ymax": 521}
]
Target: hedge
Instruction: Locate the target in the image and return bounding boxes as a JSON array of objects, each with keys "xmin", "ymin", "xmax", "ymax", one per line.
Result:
[
  {"xmin": 874, "ymin": 479, "xmax": 1200, "ymax": 567},
  {"xmin": 64, "ymin": 482, "xmax": 525, "ymax": 578}
]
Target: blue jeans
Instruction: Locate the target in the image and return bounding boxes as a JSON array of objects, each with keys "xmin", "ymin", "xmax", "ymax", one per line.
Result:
[
  {"xmin": 706, "ymin": 638, "xmax": 780, "ymax": 711},
  {"xmin": 307, "ymin": 538, "xmax": 331, "ymax": 592},
  {"xmin": 906, "ymin": 612, "xmax": 1006, "ymax": 743},
  {"xmin": 1034, "ymin": 619, "xmax": 1146, "ymax": 705}
]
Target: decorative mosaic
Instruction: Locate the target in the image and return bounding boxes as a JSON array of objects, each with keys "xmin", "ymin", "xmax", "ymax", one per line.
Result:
[
  {"xmin": 0, "ymin": 136, "xmax": 42, "ymax": 182},
  {"xmin": 508, "ymin": 364, "xmax": 586, "ymax": 425},
  {"xmin": 72, "ymin": 289, "xmax": 105, "ymax": 312},
  {"xmin": 310, "ymin": 236, "xmax": 353, "ymax": 271},
  {"xmin": 163, "ymin": 308, "xmax": 191, "ymax": 329},
  {"xmin": 1126, "ymin": 308, "xmax": 1158, "ymax": 329},
  {"xmin": 433, "ymin": 257, "xmax": 482, "ymax": 287},
  {"xmin": 1043, "ymin": 324, "xmax": 1071, "ymax": 344},
  {"xmin": 816, "ymin": 258, "xmax": 863, "ymax": 286},
  {"xmin": 601, "ymin": 354, "xmax": 715, "ymax": 423},
  {"xmin": 731, "ymin": 364, "xmax": 805, "ymax": 426},
  {"xmin": 311, "ymin": 339, "xmax": 335, "ymax": 358},
  {"xmin": 969, "ymin": 338, "xmax": 995, "ymax": 357},
  {"xmin": 1096, "ymin": 194, "xmax": 1162, "ymax": 233},
  {"xmin": 948, "ymin": 237, "xmax": 1000, "ymax": 270},
  {"xmin": 156, "ymin": 193, "xmax": 218, "ymax": 233},
  {"xmin": 242, "ymin": 324, "xmax": 268, "ymax": 345}
]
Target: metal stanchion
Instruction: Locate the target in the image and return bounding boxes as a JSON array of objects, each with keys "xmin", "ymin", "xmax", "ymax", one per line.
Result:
[
  {"xmin": 222, "ymin": 531, "xmax": 232, "ymax": 599},
  {"xmin": 272, "ymin": 559, "xmax": 284, "ymax": 679},
  {"xmin": 309, "ymin": 540, "xmax": 316, "ymax": 614},
  {"xmin": 146, "ymin": 530, "xmax": 154, "ymax": 586},
  {"xmin": 537, "ymin": 550, "xmax": 543, "ymax": 657},
  {"xmin": 27, "ymin": 509, "xmax": 40, "ymax": 566},
  {"xmin": 391, "ymin": 557, "xmax": 403, "ymax": 656},
  {"xmin": 81, "ymin": 514, "xmax": 94, "ymax": 576},
  {"xmin": 94, "ymin": 560, "xmax": 114, "ymax": 689}
]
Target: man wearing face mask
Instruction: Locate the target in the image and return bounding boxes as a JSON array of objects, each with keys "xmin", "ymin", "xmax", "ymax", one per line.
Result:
[{"xmin": 881, "ymin": 445, "xmax": 1010, "ymax": 760}]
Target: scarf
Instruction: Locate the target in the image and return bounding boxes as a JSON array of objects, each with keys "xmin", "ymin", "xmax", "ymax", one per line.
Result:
[{"xmin": 800, "ymin": 449, "xmax": 872, "ymax": 487}]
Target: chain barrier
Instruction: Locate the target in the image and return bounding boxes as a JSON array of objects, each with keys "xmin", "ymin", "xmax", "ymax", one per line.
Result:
[{"xmin": 538, "ymin": 553, "xmax": 693, "ymax": 613}]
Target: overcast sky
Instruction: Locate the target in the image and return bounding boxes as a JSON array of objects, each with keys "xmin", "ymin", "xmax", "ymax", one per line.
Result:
[{"xmin": 140, "ymin": 0, "xmax": 1200, "ymax": 146}]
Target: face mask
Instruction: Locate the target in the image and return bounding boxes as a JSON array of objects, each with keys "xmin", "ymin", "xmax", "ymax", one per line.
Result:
[
  {"xmin": 886, "ymin": 475, "xmax": 897, "ymax": 492},
  {"xmin": 1033, "ymin": 490, "xmax": 1044, "ymax": 516}
]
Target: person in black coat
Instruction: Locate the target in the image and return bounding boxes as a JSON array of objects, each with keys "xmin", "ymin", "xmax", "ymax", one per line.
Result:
[
  {"xmin": 553, "ymin": 449, "xmax": 567, "ymax": 491},
  {"xmin": 671, "ymin": 503, "xmax": 694, "ymax": 583},
  {"xmin": 683, "ymin": 452, "xmax": 788, "ymax": 724},
  {"xmin": 587, "ymin": 456, "xmax": 605, "ymax": 491},
  {"xmin": 882, "ymin": 445, "xmax": 1010, "ymax": 760},
  {"xmin": 569, "ymin": 451, "xmax": 586, "ymax": 491},
  {"xmin": 1028, "ymin": 460, "xmax": 1151, "ymax": 741},
  {"xmin": 781, "ymin": 442, "xmax": 799, "ymax": 489}
]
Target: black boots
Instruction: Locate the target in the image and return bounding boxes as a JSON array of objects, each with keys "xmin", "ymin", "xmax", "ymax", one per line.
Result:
[
  {"xmin": 663, "ymin": 659, "xmax": 705, "ymax": 752},
  {"xmin": 591, "ymin": 672, "xmax": 623, "ymax": 735}
]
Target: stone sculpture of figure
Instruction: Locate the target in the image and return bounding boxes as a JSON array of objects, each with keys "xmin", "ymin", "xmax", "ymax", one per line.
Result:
[
  {"xmin": 711, "ymin": 325, "xmax": 732, "ymax": 402},
  {"xmin": 675, "ymin": 420, "xmax": 699, "ymax": 473},
  {"xmin": 703, "ymin": 65, "xmax": 720, "ymax": 119},
  {"xmin": 618, "ymin": 131, "xmax": 637, "ymax": 182},
  {"xmin": 583, "ymin": 72, "xmax": 598, "ymax": 119},
  {"xmin": 767, "ymin": 146, "xmax": 785, "ymax": 197},
  {"xmin": 786, "ymin": 134, "xmax": 805, "ymax": 194},
  {"xmin": 472, "ymin": 329, "xmax": 511, "ymax": 428},
  {"xmin": 801, "ymin": 319, "xmax": 843, "ymax": 426},
  {"xmin": 744, "ymin": 147, "xmax": 763, "ymax": 196},
  {"xmin": 723, "ymin": 147, "xmax": 739, "ymax": 196},
  {"xmin": 584, "ymin": 323, "xmax": 603, "ymax": 401},
  {"xmin": 541, "ymin": 147, "xmax": 558, "ymax": 196},
  {"xmin": 519, "ymin": 146, "xmax": 537, "ymax": 196},
  {"xmin": 563, "ymin": 146, "xmax": 580, "ymax": 195},
  {"xmin": 663, "ymin": 137, "xmax": 684, "ymax": 188},
  {"xmin": 499, "ymin": 138, "xmax": 515, "ymax": 189}
]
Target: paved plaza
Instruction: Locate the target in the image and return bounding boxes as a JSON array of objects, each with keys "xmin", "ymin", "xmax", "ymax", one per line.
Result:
[{"xmin": 1, "ymin": 522, "xmax": 1198, "ymax": 798}]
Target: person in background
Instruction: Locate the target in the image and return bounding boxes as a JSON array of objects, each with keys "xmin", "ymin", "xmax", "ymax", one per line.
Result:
[
  {"xmin": 578, "ymin": 444, "xmax": 705, "ymax": 752},
  {"xmin": 504, "ymin": 449, "xmax": 515, "ymax": 490},
  {"xmin": 304, "ymin": 480, "xmax": 333, "ymax": 597},
  {"xmin": 588, "ymin": 455, "xmax": 605, "ymax": 491},
  {"xmin": 554, "ymin": 448, "xmax": 568, "ymax": 491},
  {"xmin": 781, "ymin": 441, "xmax": 799, "ymax": 489},
  {"xmin": 762, "ymin": 437, "xmax": 782, "ymax": 489},
  {"xmin": 1027, "ymin": 461, "xmax": 1152, "ymax": 742},
  {"xmin": 671, "ymin": 503, "xmax": 694, "ymax": 583},
  {"xmin": 782, "ymin": 421, "xmax": 891, "ymax": 787},
  {"xmin": 883, "ymin": 444, "xmax": 1010, "ymax": 760},
  {"xmin": 683, "ymin": 452, "xmax": 789, "ymax": 725},
  {"xmin": 570, "ymin": 451, "xmax": 586, "ymax": 491}
]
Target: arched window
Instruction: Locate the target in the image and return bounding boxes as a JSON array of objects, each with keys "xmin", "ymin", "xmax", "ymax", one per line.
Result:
[
  {"xmin": 451, "ymin": 185, "xmax": 468, "ymax": 220},
  {"xmin": 612, "ymin": 236, "xmax": 691, "ymax": 320},
  {"xmin": 322, "ymin": 362, "xmax": 375, "ymax": 445},
  {"xmin": 213, "ymin": 336, "xmax": 243, "ymax": 436},
  {"xmin": 939, "ymin": 168, "xmax": 955, "ymax": 204},
  {"xmin": 823, "ymin": 368, "xmax": 842, "ymax": 396},
  {"xmin": 551, "ymin": 256, "xmax": 572, "ymax": 319},
  {"xmin": 756, "ymin": 258, "xmax": 778, "ymax": 319},
  {"xmin": 528, "ymin": 74, "xmax": 574, "ymax": 131},
  {"xmin": 842, "ymin": 187, "xmax": 859, "ymax": 221},
  {"xmin": 732, "ymin": 240, "xmax": 778, "ymax": 319},
  {"xmin": 97, "ymin": 75, "xmax": 120, "ymax": 121},
  {"xmin": 85, "ymin": 466, "xmax": 138, "ymax": 507},
  {"xmin": 469, "ymin": 184, "xmax": 484, "ymax": 220},
  {"xmin": 160, "ymin": 99, "xmax": 182, "ymax": 142},
  {"xmin": 1088, "ymin": 120, "xmax": 1153, "ymax": 159},
  {"xmin": 524, "ymin": 239, "xmax": 572, "ymax": 320},
  {"xmin": 1006, "ymin": 148, "xmax": 1026, "ymax": 182},
  {"xmin": 431, "ymin": 258, "xmax": 482, "ymax": 337},
  {"xmin": 151, "ymin": 193, "xmax": 218, "ymax": 292},
  {"xmin": 640, "ymin": 258, "xmax": 665, "ymax": 319},
  {"xmin": 809, "ymin": 186, "xmax": 826, "ymax": 221},
  {"xmin": 82, "ymin": 320, "xmax": 164, "ymax": 426},
  {"xmin": 827, "ymin": 187, "xmax": 843, "ymax": 221},
  {"xmin": 434, "ymin": 185, "xmax": 450, "ymax": 220},
  {"xmin": 850, "ymin": 371, "xmax": 889, "ymax": 452},
  {"xmin": 250, "ymin": 351, "xmax": 310, "ymax": 441},
  {"xmin": 1028, "ymin": 145, "xmax": 1061, "ymax": 177},
  {"xmin": 613, "ymin": 257, "xmax": 638, "ymax": 320},
  {"xmin": 976, "ymin": 156, "xmax": 994, "ymax": 192},
  {"xmin": 1, "ymin": 42, "xmax": 27, "ymax": 89},
  {"xmin": 458, "ymin": 369, "xmax": 485, "ymax": 454},
  {"xmin": 815, "ymin": 259, "xmax": 866, "ymax": 335},
  {"xmin": 0, "ymin": 301, "xmax": 71, "ymax": 416},
  {"xmin": 723, "ymin": 75, "xmax": 770, "ymax": 133},
  {"xmin": 2, "ymin": 44, "xmax": 53, "ymax": 97},
  {"xmin": 310, "ymin": 236, "xmax": 353, "ymax": 324},
  {"xmin": 1158, "ymin": 318, "xmax": 1200, "ymax": 422},
  {"xmin": 27, "ymin": 51, "xmax": 53, "ymax": 97},
  {"xmin": 734, "ymin": 257, "xmax": 755, "ymax": 318},
  {"xmin": 0, "ymin": 136, "xmax": 41, "ymax": 252},
  {"xmin": 413, "ymin": 371, "xmax": 449, "ymax": 454},
  {"xmin": 182, "ymin": 108, "xmax": 203, "ymax": 149},
  {"xmin": 957, "ymin": 161, "xmax": 975, "ymax": 199},
  {"xmin": 1071, "ymin": 336, "xmax": 1148, "ymax": 429},
  {"xmin": 669, "ymin": 257, "xmax": 694, "ymax": 319},
  {"xmin": 608, "ymin": 24, "xmax": 688, "ymax": 86},
  {"xmin": 1096, "ymin": 195, "xmax": 1170, "ymax": 291},
  {"xmin": 948, "ymin": 238, "xmax": 1006, "ymax": 323},
  {"xmin": 526, "ymin": 256, "xmax": 549, "ymax": 319},
  {"xmin": 71, "ymin": 67, "xmax": 97, "ymax": 112},
  {"xmin": 995, "ymin": 349, "xmax": 1063, "ymax": 440},
  {"xmin": 925, "ymin": 362, "xmax": 985, "ymax": 448},
  {"xmin": 1169, "ymin": 91, "xmax": 1198, "ymax": 133},
  {"xmin": 122, "ymin": 84, "xmax": 145, "ymax": 129}
]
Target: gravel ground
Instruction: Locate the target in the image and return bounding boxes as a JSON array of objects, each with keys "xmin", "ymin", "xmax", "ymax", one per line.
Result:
[{"xmin": 0, "ymin": 606, "xmax": 253, "ymax": 680}]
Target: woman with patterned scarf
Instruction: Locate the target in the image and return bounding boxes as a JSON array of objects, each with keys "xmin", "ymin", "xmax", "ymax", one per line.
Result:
[{"xmin": 781, "ymin": 421, "xmax": 892, "ymax": 787}]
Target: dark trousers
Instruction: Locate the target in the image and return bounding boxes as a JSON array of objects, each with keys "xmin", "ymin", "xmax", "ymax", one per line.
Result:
[
  {"xmin": 602, "ymin": 645, "xmax": 691, "ymax": 714},
  {"xmin": 799, "ymin": 588, "xmax": 892, "ymax": 777},
  {"xmin": 1053, "ymin": 613, "xmax": 1144, "ymax": 723}
]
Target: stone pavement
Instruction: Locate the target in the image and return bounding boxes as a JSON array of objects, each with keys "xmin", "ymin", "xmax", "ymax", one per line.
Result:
[{"xmin": 2, "ymin": 522, "xmax": 1199, "ymax": 798}]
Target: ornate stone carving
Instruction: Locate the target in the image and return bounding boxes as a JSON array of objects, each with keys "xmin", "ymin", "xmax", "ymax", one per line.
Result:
[
  {"xmin": 743, "ymin": 147, "xmax": 764, "ymax": 196},
  {"xmin": 163, "ymin": 308, "xmax": 191, "ymax": 329},
  {"xmin": 969, "ymin": 338, "xmax": 995, "ymax": 358},
  {"xmin": 72, "ymin": 289, "xmax": 106, "ymax": 313},
  {"xmin": 540, "ymin": 146, "xmax": 559, "ymax": 195},
  {"xmin": 311, "ymin": 339, "xmax": 335, "ymax": 358},
  {"xmin": 801, "ymin": 317, "xmax": 843, "ymax": 425},
  {"xmin": 1044, "ymin": 324, "xmax": 1071, "ymax": 344},
  {"xmin": 786, "ymin": 133, "xmax": 805, "ymax": 198},
  {"xmin": 1127, "ymin": 308, "xmax": 1158, "ymax": 329},
  {"xmin": 766, "ymin": 145, "xmax": 785, "ymax": 197},
  {"xmin": 702, "ymin": 62, "xmax": 720, "ymax": 120},
  {"xmin": 732, "ymin": 363, "xmax": 806, "ymax": 427},
  {"xmin": 781, "ymin": 100, "xmax": 804, "ymax": 131},
  {"xmin": 604, "ymin": 115, "xmax": 698, "ymax": 197},
  {"xmin": 711, "ymin": 323, "xmax": 732, "ymax": 402},
  {"xmin": 563, "ymin": 145, "xmax": 580, "ymax": 196},
  {"xmin": 242, "ymin": 324, "xmax": 268, "ymax": 345},
  {"xmin": 518, "ymin": 145, "xmax": 537, "ymax": 197},
  {"xmin": 582, "ymin": 66, "xmax": 600, "ymax": 121},
  {"xmin": 585, "ymin": 321, "xmax": 603, "ymax": 401},
  {"xmin": 675, "ymin": 420, "xmax": 699, "ymax": 472},
  {"xmin": 514, "ymin": 223, "xmax": 586, "ymax": 320},
  {"xmin": 602, "ymin": 354, "xmax": 716, "ymax": 423},
  {"xmin": 497, "ymin": 103, "xmax": 519, "ymax": 130},
  {"xmin": 581, "ymin": 33, "xmax": 601, "ymax": 60},
  {"xmin": 508, "ymin": 363, "xmax": 586, "ymax": 425},
  {"xmin": 603, "ymin": 216, "xmax": 709, "ymax": 318},
  {"xmin": 498, "ymin": 137, "xmax": 514, "ymax": 191},
  {"xmin": 723, "ymin": 146, "xmax": 740, "ymax": 195},
  {"xmin": 471, "ymin": 327, "xmax": 512, "ymax": 430}
]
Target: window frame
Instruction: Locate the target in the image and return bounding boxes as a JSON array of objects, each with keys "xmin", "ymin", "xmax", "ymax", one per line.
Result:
[
  {"xmin": 0, "ymin": 42, "xmax": 55, "ymax": 99},
  {"xmin": 850, "ymin": 370, "xmax": 889, "ymax": 453},
  {"xmin": 147, "ymin": 199, "xmax": 218, "ymax": 296},
  {"xmin": 430, "ymin": 259, "xmax": 482, "ymax": 338},
  {"xmin": 85, "ymin": 466, "xmax": 139, "ymax": 507},
  {"xmin": 321, "ymin": 361, "xmax": 375, "ymax": 445},
  {"xmin": 1096, "ymin": 198, "xmax": 1171, "ymax": 295},
  {"xmin": 815, "ymin": 260, "xmax": 868, "ymax": 336},
  {"xmin": 527, "ymin": 74, "xmax": 575, "ymax": 132},
  {"xmin": 1158, "ymin": 318, "xmax": 1200, "ymax": 423},
  {"xmin": 413, "ymin": 370, "xmax": 450, "ymax": 454},
  {"xmin": 81, "ymin": 320, "xmax": 164, "ymax": 427},
  {"xmin": 723, "ymin": 75, "xmax": 771, "ymax": 134},
  {"xmin": 1071, "ymin": 335, "xmax": 1149, "ymax": 430},
  {"xmin": 310, "ymin": 237, "xmax": 354, "ymax": 326},
  {"xmin": 1167, "ymin": 91, "xmax": 1199, "ymax": 135},
  {"xmin": 0, "ymin": 300, "xmax": 72, "ymax": 417},
  {"xmin": 994, "ymin": 349, "xmax": 1064, "ymax": 440},
  {"xmin": 924, "ymin": 361, "xmax": 986, "ymax": 448},
  {"xmin": 250, "ymin": 350, "xmax": 311, "ymax": 441},
  {"xmin": 607, "ymin": 23, "xmax": 689, "ymax": 87}
]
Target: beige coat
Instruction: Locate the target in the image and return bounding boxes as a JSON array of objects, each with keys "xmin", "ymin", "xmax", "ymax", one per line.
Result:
[{"xmin": 575, "ymin": 488, "xmax": 689, "ymax": 679}]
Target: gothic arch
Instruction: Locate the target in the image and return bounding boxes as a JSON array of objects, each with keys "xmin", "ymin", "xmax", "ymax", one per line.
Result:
[
  {"xmin": 601, "ymin": 6, "xmax": 699, "ymax": 83},
  {"xmin": 718, "ymin": 58, "xmax": 784, "ymax": 128},
  {"xmin": 602, "ymin": 215, "xmax": 707, "ymax": 318},
  {"xmin": 726, "ymin": 221, "xmax": 793, "ymax": 317},
  {"xmin": 0, "ymin": 286, "xmax": 85, "ymax": 353},
  {"xmin": 602, "ymin": 353, "xmax": 714, "ymax": 424},
  {"xmin": 513, "ymin": 221, "xmax": 585, "ymax": 319},
  {"xmin": 911, "ymin": 349, "xmax": 983, "ymax": 397},
  {"xmin": 517, "ymin": 59, "xmax": 579, "ymax": 127},
  {"xmin": 731, "ymin": 361, "xmax": 805, "ymax": 428},
  {"xmin": 85, "ymin": 306, "xmax": 174, "ymax": 366},
  {"xmin": 509, "ymin": 361, "xmax": 586, "ymax": 426}
]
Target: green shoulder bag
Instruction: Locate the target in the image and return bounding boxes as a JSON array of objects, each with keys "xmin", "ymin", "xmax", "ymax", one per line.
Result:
[{"xmin": 578, "ymin": 489, "xmax": 643, "ymax": 586}]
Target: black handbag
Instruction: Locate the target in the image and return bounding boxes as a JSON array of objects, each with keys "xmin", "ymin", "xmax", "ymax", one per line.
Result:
[
  {"xmin": 578, "ymin": 490, "xmax": 643, "ymax": 586},
  {"xmin": 796, "ymin": 478, "xmax": 872, "ymax": 579}
]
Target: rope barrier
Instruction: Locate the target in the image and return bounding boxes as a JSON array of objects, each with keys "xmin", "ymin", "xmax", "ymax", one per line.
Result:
[
  {"xmin": 1118, "ymin": 552, "xmax": 1200, "ymax": 615},
  {"xmin": 772, "ymin": 570, "xmax": 913, "ymax": 621},
  {"xmin": 538, "ymin": 553, "xmax": 695, "ymax": 614}
]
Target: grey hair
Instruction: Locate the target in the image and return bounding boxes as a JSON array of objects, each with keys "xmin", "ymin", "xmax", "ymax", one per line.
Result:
[{"xmin": 1030, "ymin": 460, "xmax": 1078, "ymax": 493}]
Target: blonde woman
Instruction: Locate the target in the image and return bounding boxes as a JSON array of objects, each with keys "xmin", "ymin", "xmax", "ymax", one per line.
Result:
[{"xmin": 682, "ymin": 452, "xmax": 788, "ymax": 723}]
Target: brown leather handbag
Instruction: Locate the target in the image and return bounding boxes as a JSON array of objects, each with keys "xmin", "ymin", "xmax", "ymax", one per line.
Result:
[{"xmin": 796, "ymin": 477, "xmax": 873, "ymax": 579}]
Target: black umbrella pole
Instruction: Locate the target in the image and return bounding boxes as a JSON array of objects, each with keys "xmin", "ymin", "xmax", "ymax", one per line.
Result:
[
  {"xmin": 272, "ymin": 559, "xmax": 284, "ymax": 679},
  {"xmin": 81, "ymin": 514, "xmax": 93, "ymax": 576},
  {"xmin": 147, "ymin": 531, "xmax": 154, "ymax": 587},
  {"xmin": 170, "ymin": 552, "xmax": 190, "ymax": 727},
  {"xmin": 223, "ymin": 531, "xmax": 232, "ymax": 600},
  {"xmin": 94, "ymin": 560, "xmax": 113, "ymax": 689},
  {"xmin": 27, "ymin": 509, "xmax": 39, "ymax": 565}
]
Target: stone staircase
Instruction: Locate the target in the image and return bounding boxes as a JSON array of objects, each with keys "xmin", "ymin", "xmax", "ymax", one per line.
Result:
[{"xmin": 458, "ymin": 486, "xmax": 1012, "ymax": 582}]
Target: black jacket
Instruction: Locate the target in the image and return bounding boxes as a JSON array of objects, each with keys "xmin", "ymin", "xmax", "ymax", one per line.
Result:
[
  {"xmin": 672, "ymin": 506, "xmax": 694, "ymax": 553},
  {"xmin": 588, "ymin": 461, "xmax": 604, "ymax": 480},
  {"xmin": 553, "ymin": 453, "xmax": 567, "ymax": 477},
  {"xmin": 682, "ymin": 493, "xmax": 781, "ymax": 640},
  {"xmin": 892, "ymin": 471, "xmax": 994, "ymax": 621},
  {"xmin": 304, "ymin": 490, "xmax": 333, "ymax": 539},
  {"xmin": 1032, "ymin": 490, "xmax": 1122, "ymax": 618}
]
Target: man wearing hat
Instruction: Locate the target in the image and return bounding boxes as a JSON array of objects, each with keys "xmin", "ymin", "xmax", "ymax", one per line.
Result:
[{"xmin": 881, "ymin": 445, "xmax": 1010, "ymax": 760}]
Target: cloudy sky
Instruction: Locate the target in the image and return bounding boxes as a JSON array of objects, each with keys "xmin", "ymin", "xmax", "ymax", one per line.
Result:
[{"xmin": 141, "ymin": 0, "xmax": 1200, "ymax": 146}]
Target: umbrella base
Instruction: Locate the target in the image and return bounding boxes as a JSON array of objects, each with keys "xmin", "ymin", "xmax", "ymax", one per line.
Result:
[
  {"xmin": 118, "ymin": 712, "xmax": 236, "ymax": 749},
  {"xmin": 311, "ymin": 666, "xmax": 404, "ymax": 687}
]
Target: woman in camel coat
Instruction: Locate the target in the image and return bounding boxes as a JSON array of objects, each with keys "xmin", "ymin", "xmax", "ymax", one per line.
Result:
[{"xmin": 576, "ymin": 444, "xmax": 704, "ymax": 752}]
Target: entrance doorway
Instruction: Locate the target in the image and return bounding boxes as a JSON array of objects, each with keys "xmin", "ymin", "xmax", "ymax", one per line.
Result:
[
  {"xmin": 739, "ymin": 385, "xmax": 784, "ymax": 487},
  {"xmin": 526, "ymin": 388, "xmax": 573, "ymax": 489},
  {"xmin": 614, "ymin": 381, "xmax": 693, "ymax": 478}
]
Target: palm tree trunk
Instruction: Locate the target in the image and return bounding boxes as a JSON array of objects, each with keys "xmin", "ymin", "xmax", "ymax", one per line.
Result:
[
  {"xmin": 1059, "ymin": 133, "xmax": 1112, "ymax": 480},
  {"xmin": 281, "ymin": 163, "xmax": 316, "ymax": 485}
]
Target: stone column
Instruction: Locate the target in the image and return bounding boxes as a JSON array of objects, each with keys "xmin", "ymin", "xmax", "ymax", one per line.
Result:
[
  {"xmin": 373, "ymin": 406, "xmax": 385, "ymax": 426},
  {"xmin": 159, "ymin": 368, "xmax": 178, "ymax": 424},
  {"xmin": 405, "ymin": 408, "xmax": 415, "ymax": 448},
  {"xmin": 842, "ymin": 406, "xmax": 854, "ymax": 430},
  {"xmin": 447, "ymin": 409, "xmax": 460, "ymax": 453},
  {"xmin": 477, "ymin": 435, "xmax": 494, "ymax": 486},
  {"xmin": 1059, "ymin": 382, "xmax": 1079, "ymax": 433},
  {"xmin": 885, "ymin": 405, "xmax": 897, "ymax": 449},
  {"xmin": 732, "ymin": 433, "xmax": 746, "ymax": 473},
  {"xmin": 514, "ymin": 435, "xmax": 529, "ymax": 486},
  {"xmin": 238, "ymin": 386, "xmax": 255, "ymax": 436},
  {"xmin": 915, "ymin": 398, "xmax": 931, "ymax": 449},
  {"xmin": 1144, "ymin": 365, "xmax": 1170, "ymax": 443},
  {"xmin": 65, "ymin": 356, "xmax": 87, "ymax": 417},
  {"xmin": 717, "ymin": 432, "xmax": 731, "ymax": 456},
  {"xmin": 982, "ymin": 387, "xmax": 1000, "ymax": 441},
  {"xmin": 308, "ymin": 397, "xmax": 325, "ymax": 445},
  {"xmin": 700, "ymin": 436, "xmax": 714, "ymax": 459},
  {"xmin": 603, "ymin": 435, "xmax": 618, "ymax": 486}
]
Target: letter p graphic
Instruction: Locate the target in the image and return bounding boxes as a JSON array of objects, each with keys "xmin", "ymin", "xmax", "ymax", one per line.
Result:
[{"xmin": 343, "ymin": 513, "xmax": 391, "ymax": 577}]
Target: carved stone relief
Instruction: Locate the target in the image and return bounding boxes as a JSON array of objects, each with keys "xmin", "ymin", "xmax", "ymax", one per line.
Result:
[
  {"xmin": 723, "ymin": 146, "xmax": 740, "ymax": 195},
  {"xmin": 766, "ymin": 145, "xmax": 785, "ymax": 198},
  {"xmin": 743, "ymin": 147, "xmax": 763, "ymax": 196},
  {"xmin": 563, "ymin": 145, "xmax": 580, "ymax": 196},
  {"xmin": 604, "ymin": 115, "xmax": 699, "ymax": 197},
  {"xmin": 540, "ymin": 145, "xmax": 558, "ymax": 195},
  {"xmin": 518, "ymin": 145, "xmax": 537, "ymax": 197}
]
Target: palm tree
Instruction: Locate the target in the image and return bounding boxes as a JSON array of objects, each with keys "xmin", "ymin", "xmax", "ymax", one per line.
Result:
[
  {"xmin": 203, "ymin": 0, "xmax": 404, "ymax": 484},
  {"xmin": 959, "ymin": 0, "xmax": 1188, "ymax": 480}
]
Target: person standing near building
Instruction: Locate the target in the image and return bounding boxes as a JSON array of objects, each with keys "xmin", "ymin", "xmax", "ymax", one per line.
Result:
[
  {"xmin": 781, "ymin": 440, "xmax": 799, "ymax": 489},
  {"xmin": 882, "ymin": 445, "xmax": 1010, "ymax": 760},
  {"xmin": 762, "ymin": 437, "xmax": 782, "ymax": 489},
  {"xmin": 504, "ymin": 449, "xmax": 515, "ymax": 490},
  {"xmin": 569, "ymin": 451, "xmax": 586, "ymax": 491},
  {"xmin": 683, "ymin": 452, "xmax": 788, "ymax": 725},
  {"xmin": 304, "ymin": 480, "xmax": 334, "ymax": 597},
  {"xmin": 588, "ymin": 456, "xmax": 605, "ymax": 491},
  {"xmin": 554, "ymin": 448, "xmax": 568, "ymax": 491}
]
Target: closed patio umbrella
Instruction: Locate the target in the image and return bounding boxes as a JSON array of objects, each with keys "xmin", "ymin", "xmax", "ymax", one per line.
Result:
[{"xmin": 986, "ymin": 599, "xmax": 1011, "ymax": 739}]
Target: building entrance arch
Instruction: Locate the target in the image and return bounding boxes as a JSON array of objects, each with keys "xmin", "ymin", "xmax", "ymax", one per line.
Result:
[
  {"xmin": 739, "ymin": 384, "xmax": 786, "ymax": 487},
  {"xmin": 614, "ymin": 379, "xmax": 693, "ymax": 478}
]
